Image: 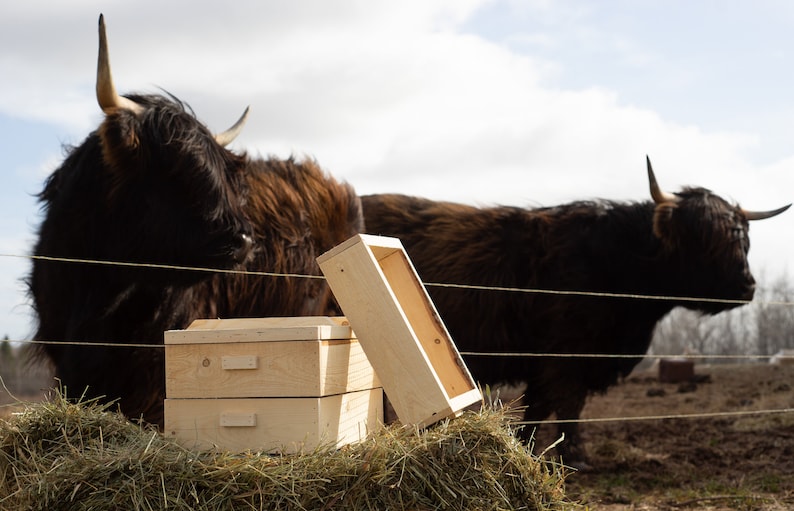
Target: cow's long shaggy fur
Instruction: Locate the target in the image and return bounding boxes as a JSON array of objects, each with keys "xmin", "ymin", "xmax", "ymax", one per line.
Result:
[
  {"xmin": 361, "ymin": 185, "xmax": 762, "ymax": 465},
  {"xmin": 31, "ymin": 93, "xmax": 362, "ymax": 427}
]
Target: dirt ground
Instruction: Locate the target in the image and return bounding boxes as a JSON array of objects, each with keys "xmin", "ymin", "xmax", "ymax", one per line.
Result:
[{"xmin": 526, "ymin": 362, "xmax": 794, "ymax": 510}]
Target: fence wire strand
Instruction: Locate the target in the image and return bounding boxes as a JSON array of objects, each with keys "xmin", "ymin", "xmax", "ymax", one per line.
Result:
[
  {"xmin": 3, "ymin": 251, "xmax": 794, "ymax": 426},
  {"xmin": 518, "ymin": 407, "xmax": 794, "ymax": 425},
  {"xmin": 9, "ymin": 252, "xmax": 794, "ymax": 305},
  {"xmin": 9, "ymin": 338, "xmax": 793, "ymax": 362}
]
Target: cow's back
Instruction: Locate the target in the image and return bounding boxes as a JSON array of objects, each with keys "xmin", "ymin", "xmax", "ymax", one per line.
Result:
[{"xmin": 360, "ymin": 193, "xmax": 661, "ymax": 389}]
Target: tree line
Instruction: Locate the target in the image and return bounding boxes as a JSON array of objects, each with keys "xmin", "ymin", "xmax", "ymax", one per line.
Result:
[
  {"xmin": 0, "ymin": 339, "xmax": 51, "ymax": 400},
  {"xmin": 651, "ymin": 270, "xmax": 794, "ymax": 362}
]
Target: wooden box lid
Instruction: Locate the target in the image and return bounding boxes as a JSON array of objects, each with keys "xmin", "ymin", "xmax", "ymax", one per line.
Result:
[
  {"xmin": 317, "ymin": 234, "xmax": 482, "ymax": 428},
  {"xmin": 165, "ymin": 316, "xmax": 353, "ymax": 345}
]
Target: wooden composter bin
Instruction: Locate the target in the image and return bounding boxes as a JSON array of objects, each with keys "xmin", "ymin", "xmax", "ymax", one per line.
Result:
[
  {"xmin": 317, "ymin": 234, "xmax": 483, "ymax": 428},
  {"xmin": 658, "ymin": 357, "xmax": 695, "ymax": 383},
  {"xmin": 164, "ymin": 316, "xmax": 383, "ymax": 453}
]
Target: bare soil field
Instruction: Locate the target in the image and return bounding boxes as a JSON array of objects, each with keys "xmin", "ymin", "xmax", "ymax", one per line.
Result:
[{"xmin": 532, "ymin": 363, "xmax": 794, "ymax": 510}]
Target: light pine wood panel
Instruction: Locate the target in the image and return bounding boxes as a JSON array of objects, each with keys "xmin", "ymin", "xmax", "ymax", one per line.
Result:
[
  {"xmin": 165, "ymin": 339, "xmax": 380, "ymax": 398},
  {"xmin": 165, "ymin": 389, "xmax": 383, "ymax": 453},
  {"xmin": 318, "ymin": 234, "xmax": 481, "ymax": 428}
]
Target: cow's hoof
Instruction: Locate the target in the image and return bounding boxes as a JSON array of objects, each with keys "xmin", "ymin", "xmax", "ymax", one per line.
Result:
[{"xmin": 566, "ymin": 459, "xmax": 593, "ymax": 472}]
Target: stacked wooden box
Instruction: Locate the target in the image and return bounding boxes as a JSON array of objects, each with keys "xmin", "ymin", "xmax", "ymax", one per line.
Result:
[
  {"xmin": 164, "ymin": 316, "xmax": 382, "ymax": 453},
  {"xmin": 164, "ymin": 233, "xmax": 482, "ymax": 453}
]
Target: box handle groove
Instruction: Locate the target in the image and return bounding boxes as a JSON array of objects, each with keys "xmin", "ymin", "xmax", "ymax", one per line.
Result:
[
  {"xmin": 220, "ymin": 412, "xmax": 257, "ymax": 427},
  {"xmin": 221, "ymin": 355, "xmax": 258, "ymax": 370}
]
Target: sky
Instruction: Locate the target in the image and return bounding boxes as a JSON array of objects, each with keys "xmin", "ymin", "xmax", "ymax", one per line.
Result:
[{"xmin": 1, "ymin": 0, "xmax": 793, "ymax": 341}]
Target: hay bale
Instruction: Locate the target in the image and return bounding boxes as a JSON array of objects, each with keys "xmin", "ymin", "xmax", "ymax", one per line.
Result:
[{"xmin": 0, "ymin": 391, "xmax": 575, "ymax": 510}]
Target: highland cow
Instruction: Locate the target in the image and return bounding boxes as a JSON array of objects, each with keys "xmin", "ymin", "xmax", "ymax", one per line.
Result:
[
  {"xmin": 30, "ymin": 15, "xmax": 362, "ymax": 427},
  {"xmin": 361, "ymin": 159, "xmax": 788, "ymax": 466}
]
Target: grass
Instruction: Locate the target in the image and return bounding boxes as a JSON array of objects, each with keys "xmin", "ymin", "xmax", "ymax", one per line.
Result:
[{"xmin": 0, "ymin": 390, "xmax": 575, "ymax": 511}]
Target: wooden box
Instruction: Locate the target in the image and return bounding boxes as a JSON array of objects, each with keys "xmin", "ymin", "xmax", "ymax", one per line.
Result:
[
  {"xmin": 317, "ymin": 234, "xmax": 482, "ymax": 428},
  {"xmin": 164, "ymin": 316, "xmax": 383, "ymax": 453},
  {"xmin": 165, "ymin": 316, "xmax": 379, "ymax": 398},
  {"xmin": 658, "ymin": 358, "xmax": 695, "ymax": 383},
  {"xmin": 164, "ymin": 389, "xmax": 382, "ymax": 453}
]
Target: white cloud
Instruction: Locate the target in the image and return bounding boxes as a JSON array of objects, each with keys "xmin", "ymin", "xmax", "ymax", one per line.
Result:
[{"xmin": 0, "ymin": 0, "xmax": 793, "ymax": 340}]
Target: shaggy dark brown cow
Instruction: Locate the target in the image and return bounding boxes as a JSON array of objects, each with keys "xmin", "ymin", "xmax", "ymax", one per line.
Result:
[
  {"xmin": 30, "ymin": 15, "xmax": 362, "ymax": 427},
  {"xmin": 361, "ymin": 160, "xmax": 788, "ymax": 467}
]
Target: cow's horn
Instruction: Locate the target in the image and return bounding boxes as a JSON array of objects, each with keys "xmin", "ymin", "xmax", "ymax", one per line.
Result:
[
  {"xmin": 647, "ymin": 156, "xmax": 678, "ymax": 204},
  {"xmin": 96, "ymin": 14, "xmax": 143, "ymax": 114},
  {"xmin": 742, "ymin": 204, "xmax": 791, "ymax": 221},
  {"xmin": 214, "ymin": 106, "xmax": 250, "ymax": 147}
]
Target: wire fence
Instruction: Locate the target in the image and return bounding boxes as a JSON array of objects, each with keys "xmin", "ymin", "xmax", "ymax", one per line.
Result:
[{"xmin": 3, "ymin": 251, "xmax": 794, "ymax": 427}]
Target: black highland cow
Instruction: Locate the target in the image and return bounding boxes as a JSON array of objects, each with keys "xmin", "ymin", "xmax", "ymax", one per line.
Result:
[
  {"xmin": 30, "ymin": 15, "xmax": 362, "ymax": 427},
  {"xmin": 361, "ymin": 159, "xmax": 788, "ymax": 467}
]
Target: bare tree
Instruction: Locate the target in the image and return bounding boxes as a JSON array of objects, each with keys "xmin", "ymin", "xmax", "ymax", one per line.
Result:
[
  {"xmin": 651, "ymin": 269, "xmax": 794, "ymax": 363},
  {"xmin": 753, "ymin": 271, "xmax": 794, "ymax": 356}
]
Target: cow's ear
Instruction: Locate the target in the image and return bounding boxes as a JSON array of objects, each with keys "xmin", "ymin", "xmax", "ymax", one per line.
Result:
[
  {"xmin": 652, "ymin": 202, "xmax": 677, "ymax": 244},
  {"xmin": 98, "ymin": 109, "xmax": 141, "ymax": 169}
]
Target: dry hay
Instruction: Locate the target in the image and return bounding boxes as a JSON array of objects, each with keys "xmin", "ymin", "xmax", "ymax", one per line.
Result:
[{"xmin": 0, "ymin": 391, "xmax": 574, "ymax": 511}]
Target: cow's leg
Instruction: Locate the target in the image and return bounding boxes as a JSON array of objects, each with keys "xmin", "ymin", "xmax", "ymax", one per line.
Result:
[
  {"xmin": 518, "ymin": 398, "xmax": 553, "ymax": 443},
  {"xmin": 553, "ymin": 391, "xmax": 590, "ymax": 470},
  {"xmin": 53, "ymin": 344, "xmax": 166, "ymax": 428}
]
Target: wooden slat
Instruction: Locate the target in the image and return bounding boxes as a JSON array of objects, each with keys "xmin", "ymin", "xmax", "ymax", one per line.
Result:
[
  {"xmin": 164, "ymin": 389, "xmax": 383, "ymax": 453},
  {"xmin": 165, "ymin": 339, "xmax": 380, "ymax": 398},
  {"xmin": 165, "ymin": 316, "xmax": 353, "ymax": 345},
  {"xmin": 377, "ymin": 249, "xmax": 473, "ymax": 397}
]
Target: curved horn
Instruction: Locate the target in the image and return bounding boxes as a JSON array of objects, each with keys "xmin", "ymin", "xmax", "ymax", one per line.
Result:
[
  {"xmin": 214, "ymin": 106, "xmax": 250, "ymax": 147},
  {"xmin": 96, "ymin": 14, "xmax": 143, "ymax": 114},
  {"xmin": 743, "ymin": 203, "xmax": 791, "ymax": 221},
  {"xmin": 647, "ymin": 155, "xmax": 678, "ymax": 204}
]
